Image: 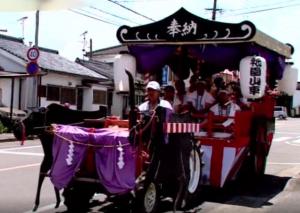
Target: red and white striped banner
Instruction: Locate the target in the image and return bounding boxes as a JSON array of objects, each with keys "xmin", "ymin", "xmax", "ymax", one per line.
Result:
[
  {"xmin": 199, "ymin": 137, "xmax": 250, "ymax": 188},
  {"xmin": 165, "ymin": 123, "xmax": 202, "ymax": 133}
]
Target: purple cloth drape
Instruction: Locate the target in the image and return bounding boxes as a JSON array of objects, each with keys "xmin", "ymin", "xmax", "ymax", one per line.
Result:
[
  {"xmin": 50, "ymin": 125, "xmax": 136, "ymax": 194},
  {"xmin": 94, "ymin": 129, "xmax": 136, "ymax": 194},
  {"xmin": 128, "ymin": 44, "xmax": 286, "ymax": 79},
  {"xmin": 50, "ymin": 125, "xmax": 89, "ymax": 190},
  {"xmin": 129, "ymin": 45, "xmax": 176, "ymax": 73}
]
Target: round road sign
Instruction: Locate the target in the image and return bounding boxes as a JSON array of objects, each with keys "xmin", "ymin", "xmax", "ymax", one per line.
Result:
[
  {"xmin": 26, "ymin": 61, "xmax": 39, "ymax": 75},
  {"xmin": 27, "ymin": 47, "xmax": 40, "ymax": 61}
]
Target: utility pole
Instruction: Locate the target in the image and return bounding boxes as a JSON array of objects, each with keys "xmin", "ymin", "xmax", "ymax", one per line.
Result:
[
  {"xmin": 89, "ymin": 38, "xmax": 93, "ymax": 59},
  {"xmin": 34, "ymin": 10, "xmax": 40, "ymax": 108},
  {"xmin": 212, "ymin": 0, "xmax": 217, "ymax": 21},
  {"xmin": 205, "ymin": 0, "xmax": 222, "ymax": 21},
  {"xmin": 35, "ymin": 10, "xmax": 39, "ymax": 47}
]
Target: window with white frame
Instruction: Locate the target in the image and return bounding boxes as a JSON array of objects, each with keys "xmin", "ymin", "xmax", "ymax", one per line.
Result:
[
  {"xmin": 46, "ymin": 85, "xmax": 76, "ymax": 105},
  {"xmin": 61, "ymin": 87, "xmax": 76, "ymax": 105},
  {"xmin": 93, "ymin": 89, "xmax": 107, "ymax": 105},
  {"xmin": 46, "ymin": 85, "xmax": 60, "ymax": 101}
]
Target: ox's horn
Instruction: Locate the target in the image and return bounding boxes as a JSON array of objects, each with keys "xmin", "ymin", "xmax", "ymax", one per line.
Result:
[{"xmin": 125, "ymin": 70, "xmax": 137, "ymax": 144}]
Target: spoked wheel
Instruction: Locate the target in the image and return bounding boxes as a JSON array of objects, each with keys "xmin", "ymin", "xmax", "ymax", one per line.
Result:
[
  {"xmin": 188, "ymin": 148, "xmax": 202, "ymax": 194},
  {"xmin": 183, "ymin": 147, "xmax": 202, "ymax": 208},
  {"xmin": 143, "ymin": 182, "xmax": 160, "ymax": 213}
]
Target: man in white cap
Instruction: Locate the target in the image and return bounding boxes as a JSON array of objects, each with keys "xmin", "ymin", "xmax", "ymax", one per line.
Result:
[{"xmin": 138, "ymin": 81, "xmax": 173, "ymax": 112}]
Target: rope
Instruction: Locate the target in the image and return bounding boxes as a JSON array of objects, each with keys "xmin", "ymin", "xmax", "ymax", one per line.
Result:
[
  {"xmin": 53, "ymin": 131, "xmax": 131, "ymax": 148},
  {"xmin": 33, "ymin": 121, "xmax": 85, "ymax": 130},
  {"xmin": 139, "ymin": 107, "xmax": 158, "ymax": 133}
]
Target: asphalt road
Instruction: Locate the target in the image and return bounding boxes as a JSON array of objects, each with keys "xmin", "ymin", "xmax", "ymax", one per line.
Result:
[
  {"xmin": 0, "ymin": 118, "xmax": 300, "ymax": 213},
  {"xmin": 189, "ymin": 117, "xmax": 300, "ymax": 212}
]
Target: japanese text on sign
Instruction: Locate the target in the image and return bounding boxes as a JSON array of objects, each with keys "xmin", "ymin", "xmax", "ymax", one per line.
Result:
[
  {"xmin": 249, "ymin": 57, "xmax": 262, "ymax": 95},
  {"xmin": 167, "ymin": 19, "xmax": 197, "ymax": 38}
]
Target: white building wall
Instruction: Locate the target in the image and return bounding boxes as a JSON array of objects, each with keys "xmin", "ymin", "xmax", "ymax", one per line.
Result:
[
  {"xmin": 26, "ymin": 77, "xmax": 37, "ymax": 108},
  {"xmin": 0, "ymin": 78, "xmax": 21, "ymax": 108},
  {"xmin": 293, "ymin": 90, "xmax": 300, "ymax": 107},
  {"xmin": 82, "ymin": 84, "xmax": 108, "ymax": 111},
  {"xmin": 111, "ymin": 92, "xmax": 123, "ymax": 116},
  {"xmin": 0, "ymin": 79, "xmax": 11, "ymax": 107},
  {"xmin": 0, "ymin": 52, "xmax": 27, "ymax": 109},
  {"xmin": 92, "ymin": 52, "xmax": 143, "ymax": 117},
  {"xmin": 0, "ymin": 50, "xmax": 111, "ymax": 112},
  {"xmin": 92, "ymin": 54, "xmax": 117, "ymax": 64},
  {"xmin": 0, "ymin": 77, "xmax": 35, "ymax": 111},
  {"xmin": 20, "ymin": 78, "xmax": 28, "ymax": 109},
  {"xmin": 83, "ymin": 88, "xmax": 92, "ymax": 110},
  {"xmin": 40, "ymin": 72, "xmax": 82, "ymax": 109},
  {"xmin": 41, "ymin": 72, "xmax": 82, "ymax": 88}
]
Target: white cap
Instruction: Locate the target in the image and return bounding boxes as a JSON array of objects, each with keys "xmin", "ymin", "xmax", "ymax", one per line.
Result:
[{"xmin": 146, "ymin": 81, "xmax": 161, "ymax": 91}]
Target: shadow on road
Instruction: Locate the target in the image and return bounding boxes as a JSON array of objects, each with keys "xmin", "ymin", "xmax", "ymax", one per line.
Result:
[
  {"xmin": 201, "ymin": 174, "xmax": 291, "ymax": 208},
  {"xmin": 55, "ymin": 175, "xmax": 291, "ymax": 212}
]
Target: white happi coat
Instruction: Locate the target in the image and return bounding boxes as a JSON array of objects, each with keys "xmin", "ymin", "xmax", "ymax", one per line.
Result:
[{"xmin": 209, "ymin": 101, "xmax": 241, "ymax": 127}]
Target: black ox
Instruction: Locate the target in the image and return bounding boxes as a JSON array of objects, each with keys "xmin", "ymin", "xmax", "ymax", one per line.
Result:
[
  {"xmin": 12, "ymin": 103, "xmax": 107, "ymax": 211},
  {"xmin": 61, "ymin": 106, "xmax": 198, "ymax": 213}
]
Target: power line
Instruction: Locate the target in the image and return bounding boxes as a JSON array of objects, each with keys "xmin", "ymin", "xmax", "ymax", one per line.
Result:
[
  {"xmin": 106, "ymin": 0, "xmax": 156, "ymax": 22},
  {"xmin": 90, "ymin": 6, "xmax": 140, "ymax": 25},
  {"xmin": 221, "ymin": 2, "xmax": 300, "ymax": 17},
  {"xmin": 76, "ymin": 8, "xmax": 122, "ymax": 25},
  {"xmin": 225, "ymin": 0, "xmax": 300, "ymax": 12},
  {"xmin": 69, "ymin": 9, "xmax": 120, "ymax": 26},
  {"xmin": 200, "ymin": 0, "xmax": 300, "ymax": 19}
]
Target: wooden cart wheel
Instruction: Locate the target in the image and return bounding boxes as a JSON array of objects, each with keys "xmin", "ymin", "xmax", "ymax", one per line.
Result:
[
  {"xmin": 188, "ymin": 148, "xmax": 202, "ymax": 194},
  {"xmin": 143, "ymin": 181, "xmax": 160, "ymax": 213},
  {"xmin": 181, "ymin": 147, "xmax": 203, "ymax": 209}
]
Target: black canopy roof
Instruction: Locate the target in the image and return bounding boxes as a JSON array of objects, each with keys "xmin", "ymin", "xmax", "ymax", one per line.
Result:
[
  {"xmin": 117, "ymin": 8, "xmax": 291, "ymax": 57},
  {"xmin": 116, "ymin": 8, "xmax": 292, "ymax": 80}
]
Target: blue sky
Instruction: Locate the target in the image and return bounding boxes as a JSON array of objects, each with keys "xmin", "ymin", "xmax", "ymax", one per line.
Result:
[{"xmin": 0, "ymin": 0, "xmax": 299, "ymax": 79}]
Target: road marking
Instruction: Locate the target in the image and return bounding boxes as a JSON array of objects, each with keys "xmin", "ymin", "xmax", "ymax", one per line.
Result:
[
  {"xmin": 267, "ymin": 162, "xmax": 300, "ymax": 165},
  {"xmin": 286, "ymin": 140, "xmax": 300, "ymax": 146},
  {"xmin": 0, "ymin": 150, "xmax": 43, "ymax": 156},
  {"xmin": 272, "ymin": 137, "xmax": 292, "ymax": 142},
  {"xmin": 290, "ymin": 138, "xmax": 300, "ymax": 143},
  {"xmin": 0, "ymin": 163, "xmax": 40, "ymax": 172},
  {"xmin": 276, "ymin": 131, "xmax": 300, "ymax": 135},
  {"xmin": 0, "ymin": 145, "xmax": 41, "ymax": 151},
  {"xmin": 23, "ymin": 203, "xmax": 64, "ymax": 213}
]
